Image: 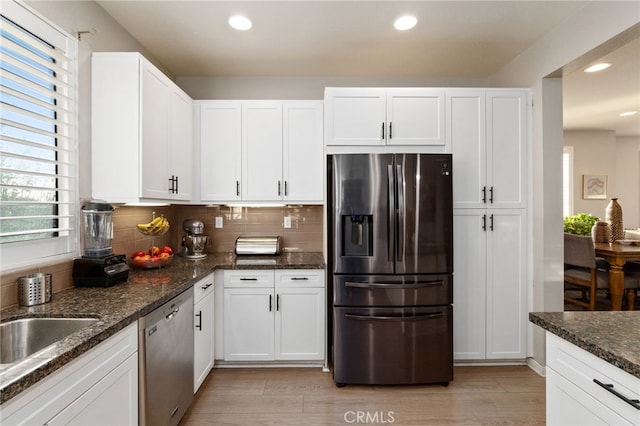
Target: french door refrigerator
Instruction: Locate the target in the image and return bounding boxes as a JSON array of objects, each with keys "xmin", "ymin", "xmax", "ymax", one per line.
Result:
[{"xmin": 328, "ymin": 153, "xmax": 453, "ymax": 386}]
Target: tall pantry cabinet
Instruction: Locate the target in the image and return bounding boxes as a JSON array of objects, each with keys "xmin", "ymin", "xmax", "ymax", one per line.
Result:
[{"xmin": 449, "ymin": 89, "xmax": 529, "ymax": 361}]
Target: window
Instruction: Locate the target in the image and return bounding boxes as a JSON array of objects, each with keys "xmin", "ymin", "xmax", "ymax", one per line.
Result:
[
  {"xmin": 563, "ymin": 146, "xmax": 574, "ymax": 218},
  {"xmin": 1, "ymin": 1, "xmax": 78, "ymax": 271}
]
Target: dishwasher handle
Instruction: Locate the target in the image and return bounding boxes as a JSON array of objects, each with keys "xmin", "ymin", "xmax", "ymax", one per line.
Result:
[{"xmin": 166, "ymin": 306, "xmax": 180, "ymax": 320}]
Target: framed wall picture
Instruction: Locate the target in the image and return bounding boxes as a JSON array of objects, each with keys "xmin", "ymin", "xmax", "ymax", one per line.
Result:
[{"xmin": 583, "ymin": 174, "xmax": 607, "ymax": 199}]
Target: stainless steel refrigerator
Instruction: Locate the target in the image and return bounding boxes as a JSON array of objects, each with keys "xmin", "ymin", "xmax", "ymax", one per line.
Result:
[{"xmin": 328, "ymin": 153, "xmax": 453, "ymax": 386}]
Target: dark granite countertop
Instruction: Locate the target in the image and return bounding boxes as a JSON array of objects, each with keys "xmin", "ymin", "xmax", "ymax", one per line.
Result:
[
  {"xmin": 0, "ymin": 252, "xmax": 325, "ymax": 404},
  {"xmin": 529, "ymin": 311, "xmax": 640, "ymax": 379}
]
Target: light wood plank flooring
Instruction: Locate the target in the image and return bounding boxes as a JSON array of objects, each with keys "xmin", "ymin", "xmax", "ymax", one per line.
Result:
[{"xmin": 182, "ymin": 366, "xmax": 545, "ymax": 425}]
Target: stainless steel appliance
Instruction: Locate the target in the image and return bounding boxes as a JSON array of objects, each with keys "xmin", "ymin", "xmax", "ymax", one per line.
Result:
[
  {"xmin": 73, "ymin": 201, "xmax": 129, "ymax": 287},
  {"xmin": 235, "ymin": 235, "xmax": 281, "ymax": 255},
  {"xmin": 328, "ymin": 153, "xmax": 453, "ymax": 386},
  {"xmin": 139, "ymin": 288, "xmax": 194, "ymax": 426},
  {"xmin": 180, "ymin": 219, "xmax": 208, "ymax": 259}
]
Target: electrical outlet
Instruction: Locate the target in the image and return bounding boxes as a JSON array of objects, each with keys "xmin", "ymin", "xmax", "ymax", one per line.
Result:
[
  {"xmin": 215, "ymin": 216, "xmax": 223, "ymax": 228},
  {"xmin": 283, "ymin": 216, "xmax": 292, "ymax": 229}
]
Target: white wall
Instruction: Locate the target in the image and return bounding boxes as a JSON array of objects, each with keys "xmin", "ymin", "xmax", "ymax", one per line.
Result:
[
  {"xmin": 491, "ymin": 2, "xmax": 640, "ymax": 368},
  {"xmin": 565, "ymin": 131, "xmax": 639, "ymax": 228},
  {"xmin": 616, "ymin": 136, "xmax": 640, "ymax": 229},
  {"xmin": 565, "ymin": 130, "xmax": 617, "ymax": 218}
]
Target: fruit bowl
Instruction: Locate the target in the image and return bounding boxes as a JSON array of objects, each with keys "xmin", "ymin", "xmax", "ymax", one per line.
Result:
[{"xmin": 130, "ymin": 254, "xmax": 173, "ymax": 269}]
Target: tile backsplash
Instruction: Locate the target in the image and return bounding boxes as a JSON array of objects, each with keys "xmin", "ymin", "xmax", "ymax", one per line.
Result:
[{"xmin": 1, "ymin": 204, "xmax": 324, "ymax": 309}]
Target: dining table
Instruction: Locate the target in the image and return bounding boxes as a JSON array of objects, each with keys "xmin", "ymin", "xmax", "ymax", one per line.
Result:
[{"xmin": 594, "ymin": 242, "xmax": 640, "ymax": 311}]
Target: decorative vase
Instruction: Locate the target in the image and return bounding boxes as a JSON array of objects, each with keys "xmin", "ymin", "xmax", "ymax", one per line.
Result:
[
  {"xmin": 605, "ymin": 198, "xmax": 624, "ymax": 242},
  {"xmin": 591, "ymin": 221, "xmax": 610, "ymax": 243}
]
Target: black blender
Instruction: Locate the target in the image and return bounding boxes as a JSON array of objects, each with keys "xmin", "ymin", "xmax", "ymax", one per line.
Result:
[{"xmin": 73, "ymin": 200, "xmax": 129, "ymax": 287}]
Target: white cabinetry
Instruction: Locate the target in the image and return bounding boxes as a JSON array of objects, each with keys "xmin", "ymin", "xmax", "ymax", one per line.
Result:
[
  {"xmin": 546, "ymin": 332, "xmax": 640, "ymax": 425},
  {"xmin": 324, "ymin": 87, "xmax": 445, "ymax": 147},
  {"xmin": 92, "ymin": 52, "xmax": 193, "ymax": 203},
  {"xmin": 450, "ymin": 89, "xmax": 527, "ymax": 209},
  {"xmin": 450, "ymin": 88, "xmax": 529, "ymax": 361},
  {"xmin": 197, "ymin": 101, "xmax": 323, "ymax": 204},
  {"xmin": 453, "ymin": 209, "xmax": 527, "ymax": 360},
  {"xmin": 223, "ymin": 269, "xmax": 325, "ymax": 362},
  {"xmin": 193, "ymin": 273, "xmax": 215, "ymax": 393},
  {"xmin": 1, "ymin": 323, "xmax": 138, "ymax": 425}
]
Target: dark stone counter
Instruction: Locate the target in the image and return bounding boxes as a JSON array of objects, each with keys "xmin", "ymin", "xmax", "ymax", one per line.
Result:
[
  {"xmin": 0, "ymin": 252, "xmax": 325, "ymax": 404},
  {"xmin": 529, "ymin": 311, "xmax": 640, "ymax": 379}
]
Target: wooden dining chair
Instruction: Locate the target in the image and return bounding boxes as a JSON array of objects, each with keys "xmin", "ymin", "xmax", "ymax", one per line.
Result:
[
  {"xmin": 564, "ymin": 233, "xmax": 601, "ymax": 311},
  {"xmin": 564, "ymin": 233, "xmax": 640, "ymax": 310}
]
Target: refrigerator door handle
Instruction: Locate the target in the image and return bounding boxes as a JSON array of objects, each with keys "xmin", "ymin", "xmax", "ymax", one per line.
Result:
[
  {"xmin": 344, "ymin": 312, "xmax": 444, "ymax": 322},
  {"xmin": 345, "ymin": 280, "xmax": 444, "ymax": 289},
  {"xmin": 396, "ymin": 164, "xmax": 405, "ymax": 262},
  {"xmin": 387, "ymin": 164, "xmax": 395, "ymax": 263}
]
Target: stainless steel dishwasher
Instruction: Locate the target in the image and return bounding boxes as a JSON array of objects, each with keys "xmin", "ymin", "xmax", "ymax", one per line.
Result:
[{"xmin": 139, "ymin": 288, "xmax": 194, "ymax": 426}]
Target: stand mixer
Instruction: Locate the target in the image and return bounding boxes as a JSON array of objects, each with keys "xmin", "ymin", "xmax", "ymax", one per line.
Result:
[{"xmin": 180, "ymin": 219, "xmax": 208, "ymax": 259}]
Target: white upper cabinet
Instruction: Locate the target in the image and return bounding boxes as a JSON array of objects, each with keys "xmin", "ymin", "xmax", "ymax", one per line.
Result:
[
  {"xmin": 324, "ymin": 87, "xmax": 445, "ymax": 147},
  {"xmin": 450, "ymin": 89, "xmax": 528, "ymax": 209},
  {"xmin": 242, "ymin": 102, "xmax": 284, "ymax": 201},
  {"xmin": 198, "ymin": 100, "xmax": 324, "ymax": 204},
  {"xmin": 198, "ymin": 101, "xmax": 242, "ymax": 202},
  {"xmin": 283, "ymin": 102, "xmax": 324, "ymax": 202},
  {"xmin": 91, "ymin": 52, "xmax": 193, "ymax": 203}
]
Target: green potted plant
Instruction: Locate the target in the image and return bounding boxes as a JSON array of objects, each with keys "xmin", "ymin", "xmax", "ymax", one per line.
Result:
[{"xmin": 563, "ymin": 213, "xmax": 599, "ymax": 236}]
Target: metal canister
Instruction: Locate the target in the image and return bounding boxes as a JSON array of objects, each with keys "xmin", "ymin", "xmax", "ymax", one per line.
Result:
[{"xmin": 18, "ymin": 273, "xmax": 52, "ymax": 306}]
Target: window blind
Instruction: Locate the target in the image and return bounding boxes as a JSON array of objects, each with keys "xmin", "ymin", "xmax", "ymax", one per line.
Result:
[{"xmin": 0, "ymin": 1, "xmax": 78, "ymax": 269}]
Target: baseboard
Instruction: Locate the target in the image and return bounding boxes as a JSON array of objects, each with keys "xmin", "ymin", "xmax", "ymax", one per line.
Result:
[{"xmin": 526, "ymin": 357, "xmax": 546, "ymax": 377}]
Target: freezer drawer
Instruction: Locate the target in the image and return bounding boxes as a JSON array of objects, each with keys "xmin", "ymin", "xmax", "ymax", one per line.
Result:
[
  {"xmin": 333, "ymin": 306, "xmax": 453, "ymax": 385},
  {"xmin": 333, "ymin": 274, "xmax": 452, "ymax": 307}
]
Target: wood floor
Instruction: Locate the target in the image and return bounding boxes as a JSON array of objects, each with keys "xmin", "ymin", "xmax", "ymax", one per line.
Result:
[{"xmin": 182, "ymin": 366, "xmax": 545, "ymax": 425}]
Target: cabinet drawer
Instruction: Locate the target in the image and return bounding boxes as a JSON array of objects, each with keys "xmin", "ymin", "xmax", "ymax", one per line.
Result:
[
  {"xmin": 224, "ymin": 270, "xmax": 274, "ymax": 288},
  {"xmin": 547, "ymin": 333, "xmax": 640, "ymax": 425},
  {"xmin": 275, "ymin": 269, "xmax": 324, "ymax": 288},
  {"xmin": 193, "ymin": 273, "xmax": 214, "ymax": 303}
]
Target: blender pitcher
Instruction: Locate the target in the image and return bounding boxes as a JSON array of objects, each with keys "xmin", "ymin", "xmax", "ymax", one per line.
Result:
[{"xmin": 81, "ymin": 200, "xmax": 114, "ymax": 258}]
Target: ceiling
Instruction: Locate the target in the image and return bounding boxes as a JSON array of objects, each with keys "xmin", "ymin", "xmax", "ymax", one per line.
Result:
[{"xmin": 96, "ymin": 0, "xmax": 640, "ymax": 136}]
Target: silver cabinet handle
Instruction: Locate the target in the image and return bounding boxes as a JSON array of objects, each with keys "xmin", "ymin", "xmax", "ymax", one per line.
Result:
[
  {"xmin": 291, "ymin": 277, "xmax": 309, "ymax": 281},
  {"xmin": 236, "ymin": 180, "xmax": 240, "ymax": 196},
  {"xmin": 195, "ymin": 310, "xmax": 202, "ymax": 330},
  {"xmin": 381, "ymin": 122, "xmax": 385, "ymax": 140}
]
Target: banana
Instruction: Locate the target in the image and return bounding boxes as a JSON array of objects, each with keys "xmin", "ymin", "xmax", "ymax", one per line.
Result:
[{"xmin": 136, "ymin": 215, "xmax": 169, "ymax": 235}]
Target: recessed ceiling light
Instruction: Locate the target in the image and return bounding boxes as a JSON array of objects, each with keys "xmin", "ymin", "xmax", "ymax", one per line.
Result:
[
  {"xmin": 584, "ymin": 63, "xmax": 611, "ymax": 73},
  {"xmin": 229, "ymin": 15, "xmax": 252, "ymax": 31},
  {"xmin": 619, "ymin": 111, "xmax": 637, "ymax": 117},
  {"xmin": 394, "ymin": 15, "xmax": 417, "ymax": 31}
]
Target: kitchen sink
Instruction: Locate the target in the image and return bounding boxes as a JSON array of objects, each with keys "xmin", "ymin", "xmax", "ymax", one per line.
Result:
[{"xmin": 0, "ymin": 317, "xmax": 98, "ymax": 366}]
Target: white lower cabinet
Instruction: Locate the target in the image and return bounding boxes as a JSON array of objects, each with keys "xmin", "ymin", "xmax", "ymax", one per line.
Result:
[
  {"xmin": 1, "ymin": 323, "xmax": 138, "ymax": 426},
  {"xmin": 453, "ymin": 209, "xmax": 527, "ymax": 360},
  {"xmin": 223, "ymin": 269, "xmax": 325, "ymax": 362},
  {"xmin": 546, "ymin": 332, "xmax": 640, "ymax": 425},
  {"xmin": 193, "ymin": 273, "xmax": 215, "ymax": 392}
]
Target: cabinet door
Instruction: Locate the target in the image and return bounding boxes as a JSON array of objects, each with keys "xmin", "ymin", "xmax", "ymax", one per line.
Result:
[
  {"xmin": 453, "ymin": 209, "xmax": 487, "ymax": 360},
  {"xmin": 486, "ymin": 209, "xmax": 527, "ymax": 359},
  {"xmin": 242, "ymin": 102, "xmax": 283, "ymax": 201},
  {"xmin": 283, "ymin": 102, "xmax": 324, "ymax": 203},
  {"xmin": 486, "ymin": 91, "xmax": 527, "ymax": 209},
  {"xmin": 223, "ymin": 288, "xmax": 275, "ymax": 361},
  {"xmin": 449, "ymin": 90, "xmax": 487, "ymax": 209},
  {"xmin": 324, "ymin": 88, "xmax": 386, "ymax": 146},
  {"xmin": 140, "ymin": 59, "xmax": 171, "ymax": 200},
  {"xmin": 48, "ymin": 354, "xmax": 138, "ymax": 426},
  {"xmin": 199, "ymin": 102, "xmax": 242, "ymax": 202},
  {"xmin": 194, "ymin": 291, "xmax": 214, "ymax": 392},
  {"xmin": 275, "ymin": 286, "xmax": 325, "ymax": 361},
  {"xmin": 386, "ymin": 89, "xmax": 445, "ymax": 145},
  {"xmin": 170, "ymin": 88, "xmax": 193, "ymax": 201}
]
